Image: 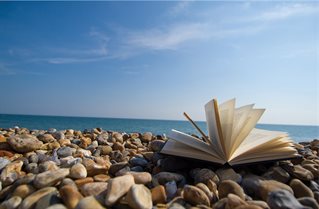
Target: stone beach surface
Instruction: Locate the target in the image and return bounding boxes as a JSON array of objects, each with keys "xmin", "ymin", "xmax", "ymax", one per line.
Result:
[{"xmin": 0, "ymin": 127, "xmax": 318, "ymax": 209}]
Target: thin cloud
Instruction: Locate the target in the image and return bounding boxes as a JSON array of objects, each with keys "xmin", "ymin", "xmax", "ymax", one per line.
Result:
[
  {"xmin": 244, "ymin": 3, "xmax": 319, "ymax": 22},
  {"xmin": 167, "ymin": 1, "xmax": 193, "ymax": 16},
  {"xmin": 0, "ymin": 63, "xmax": 16, "ymax": 75}
]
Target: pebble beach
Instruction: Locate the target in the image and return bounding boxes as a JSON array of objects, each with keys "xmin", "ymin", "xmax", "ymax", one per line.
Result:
[{"xmin": 0, "ymin": 127, "xmax": 319, "ymax": 209}]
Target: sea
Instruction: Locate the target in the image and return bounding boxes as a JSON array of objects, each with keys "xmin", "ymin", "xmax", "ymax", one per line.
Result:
[{"xmin": 0, "ymin": 114, "xmax": 318, "ymax": 143}]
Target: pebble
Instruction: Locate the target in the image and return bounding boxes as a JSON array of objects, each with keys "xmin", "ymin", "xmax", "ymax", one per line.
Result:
[
  {"xmin": 290, "ymin": 178, "xmax": 314, "ymax": 198},
  {"xmin": 267, "ymin": 189, "xmax": 304, "ymax": 209},
  {"xmin": 216, "ymin": 167, "xmax": 242, "ymax": 183},
  {"xmin": 142, "ymin": 132, "xmax": 153, "ymax": 142},
  {"xmin": 194, "ymin": 168, "xmax": 219, "ymax": 185},
  {"xmin": 129, "ymin": 157, "xmax": 148, "ymax": 167},
  {"xmin": 263, "ymin": 166, "xmax": 290, "ymax": 183},
  {"xmin": 150, "ymin": 140, "xmax": 165, "ymax": 152},
  {"xmin": 127, "ymin": 171, "xmax": 152, "ymax": 184},
  {"xmin": 298, "ymin": 197, "xmax": 319, "ymax": 209},
  {"xmin": 259, "ymin": 180, "xmax": 293, "ymax": 201},
  {"xmin": 218, "ymin": 180, "xmax": 245, "ymax": 200},
  {"xmin": 46, "ymin": 204, "xmax": 67, "ymax": 209},
  {"xmin": 126, "ymin": 184, "xmax": 153, "ymax": 209},
  {"xmin": 59, "ymin": 185, "xmax": 83, "ymax": 209},
  {"xmin": 19, "ymin": 187, "xmax": 57, "ymax": 209},
  {"xmin": 57, "ymin": 147, "xmax": 75, "ymax": 158},
  {"xmin": 79, "ymin": 182, "xmax": 108, "ymax": 196},
  {"xmin": 70, "ymin": 163, "xmax": 87, "ymax": 179},
  {"xmin": 165, "ymin": 181, "xmax": 178, "ymax": 200},
  {"xmin": 183, "ymin": 185, "xmax": 210, "ymax": 206},
  {"xmin": 0, "ymin": 157, "xmax": 11, "ymax": 171},
  {"xmin": 7, "ymin": 134, "xmax": 43, "ymax": 153},
  {"xmin": 75, "ymin": 196, "xmax": 106, "ymax": 209},
  {"xmin": 105, "ymin": 174, "xmax": 135, "ymax": 206},
  {"xmin": 152, "ymin": 172, "xmax": 185, "ymax": 187},
  {"xmin": 12, "ymin": 184, "xmax": 36, "ymax": 198},
  {"xmin": 93, "ymin": 174, "xmax": 110, "ymax": 182},
  {"xmin": 34, "ymin": 168, "xmax": 70, "ymax": 188},
  {"xmin": 34, "ymin": 192, "xmax": 62, "ymax": 209},
  {"xmin": 0, "ymin": 196, "xmax": 22, "ymax": 209},
  {"xmin": 151, "ymin": 185, "xmax": 167, "ymax": 204}
]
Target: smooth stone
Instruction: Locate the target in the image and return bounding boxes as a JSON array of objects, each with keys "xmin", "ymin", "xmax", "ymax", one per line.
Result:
[
  {"xmin": 0, "ymin": 157, "xmax": 10, "ymax": 171},
  {"xmin": 218, "ymin": 180, "xmax": 245, "ymax": 200},
  {"xmin": 290, "ymin": 179, "xmax": 314, "ymax": 198},
  {"xmin": 263, "ymin": 167, "xmax": 290, "ymax": 183},
  {"xmin": 298, "ymin": 197, "xmax": 319, "ymax": 209},
  {"xmin": 126, "ymin": 171, "xmax": 152, "ymax": 185},
  {"xmin": 7, "ymin": 134, "xmax": 43, "ymax": 153},
  {"xmin": 99, "ymin": 146, "xmax": 113, "ymax": 155},
  {"xmin": 57, "ymin": 147, "xmax": 75, "ymax": 158},
  {"xmin": 292, "ymin": 165, "xmax": 314, "ymax": 181},
  {"xmin": 126, "ymin": 184, "xmax": 152, "ymax": 209},
  {"xmin": 60, "ymin": 157, "xmax": 81, "ymax": 168},
  {"xmin": 70, "ymin": 163, "xmax": 87, "ymax": 179},
  {"xmin": 183, "ymin": 185, "xmax": 210, "ymax": 206},
  {"xmin": 0, "ymin": 196, "xmax": 22, "ymax": 209},
  {"xmin": 97, "ymin": 133, "xmax": 109, "ymax": 145},
  {"xmin": 38, "ymin": 161, "xmax": 59, "ymax": 172},
  {"xmin": 226, "ymin": 193, "xmax": 248, "ymax": 208},
  {"xmin": 28, "ymin": 154, "xmax": 39, "ymax": 164},
  {"xmin": 309, "ymin": 180, "xmax": 319, "ymax": 192},
  {"xmin": 74, "ymin": 177, "xmax": 94, "ymax": 186},
  {"xmin": 12, "ymin": 184, "xmax": 35, "ymax": 198},
  {"xmin": 79, "ymin": 182, "xmax": 108, "ymax": 196},
  {"xmin": 59, "ymin": 178, "xmax": 77, "ymax": 189},
  {"xmin": 37, "ymin": 134, "xmax": 55, "ymax": 143},
  {"xmin": 19, "ymin": 187, "xmax": 57, "ymax": 209},
  {"xmin": 59, "ymin": 185, "xmax": 83, "ymax": 209},
  {"xmin": 1, "ymin": 160, "xmax": 23, "ymax": 186},
  {"xmin": 75, "ymin": 196, "xmax": 106, "ymax": 209},
  {"xmin": 34, "ymin": 168, "xmax": 70, "ymax": 188},
  {"xmin": 105, "ymin": 174, "xmax": 135, "ymax": 206},
  {"xmin": 149, "ymin": 140, "xmax": 165, "ymax": 152},
  {"xmin": 152, "ymin": 172, "xmax": 185, "ymax": 187},
  {"xmin": 259, "ymin": 180, "xmax": 293, "ymax": 201},
  {"xmin": 196, "ymin": 183, "xmax": 214, "ymax": 203},
  {"xmin": 82, "ymin": 158, "xmax": 109, "ymax": 176},
  {"xmin": 216, "ymin": 167, "xmax": 242, "ymax": 183},
  {"xmin": 46, "ymin": 204, "xmax": 67, "ymax": 209},
  {"xmin": 151, "ymin": 185, "xmax": 167, "ymax": 204},
  {"xmin": 303, "ymin": 164, "xmax": 319, "ymax": 178},
  {"xmin": 142, "ymin": 132, "xmax": 153, "ymax": 142},
  {"xmin": 247, "ymin": 200, "xmax": 270, "ymax": 209},
  {"xmin": 267, "ymin": 189, "xmax": 304, "ymax": 209},
  {"xmin": 34, "ymin": 192, "xmax": 62, "ymax": 209},
  {"xmin": 129, "ymin": 157, "xmax": 148, "ymax": 167},
  {"xmin": 194, "ymin": 168, "xmax": 219, "ymax": 185},
  {"xmin": 93, "ymin": 174, "xmax": 110, "ymax": 182},
  {"xmin": 52, "ymin": 132, "xmax": 65, "ymax": 140},
  {"xmin": 165, "ymin": 181, "xmax": 177, "ymax": 200}
]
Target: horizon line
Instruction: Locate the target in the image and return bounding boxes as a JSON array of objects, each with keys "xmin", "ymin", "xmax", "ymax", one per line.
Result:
[{"xmin": 0, "ymin": 112, "xmax": 318, "ymax": 127}]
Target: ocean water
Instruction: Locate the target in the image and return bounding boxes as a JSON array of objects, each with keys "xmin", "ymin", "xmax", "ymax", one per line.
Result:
[{"xmin": 0, "ymin": 114, "xmax": 318, "ymax": 142}]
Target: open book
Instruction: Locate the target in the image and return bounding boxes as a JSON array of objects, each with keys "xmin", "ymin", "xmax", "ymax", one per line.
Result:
[{"xmin": 160, "ymin": 98, "xmax": 298, "ymax": 165}]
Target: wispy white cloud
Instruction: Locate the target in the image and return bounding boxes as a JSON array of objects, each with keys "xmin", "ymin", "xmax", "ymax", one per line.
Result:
[
  {"xmin": 167, "ymin": 1, "xmax": 193, "ymax": 16},
  {"xmin": 244, "ymin": 3, "xmax": 319, "ymax": 22},
  {"xmin": 0, "ymin": 63, "xmax": 16, "ymax": 75},
  {"xmin": 126, "ymin": 23, "xmax": 209, "ymax": 50}
]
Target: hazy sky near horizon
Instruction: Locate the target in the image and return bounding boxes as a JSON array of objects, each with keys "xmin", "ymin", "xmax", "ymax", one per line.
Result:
[{"xmin": 0, "ymin": 1, "xmax": 318, "ymax": 125}]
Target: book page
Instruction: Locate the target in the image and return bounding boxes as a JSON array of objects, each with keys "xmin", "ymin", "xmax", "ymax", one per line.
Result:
[
  {"xmin": 205, "ymin": 99, "xmax": 225, "ymax": 159},
  {"xmin": 228, "ymin": 109, "xmax": 265, "ymax": 158},
  {"xmin": 229, "ymin": 147, "xmax": 297, "ymax": 165},
  {"xmin": 167, "ymin": 129, "xmax": 222, "ymax": 160},
  {"xmin": 229, "ymin": 129, "xmax": 288, "ymax": 161},
  {"xmin": 161, "ymin": 140, "xmax": 226, "ymax": 164},
  {"xmin": 218, "ymin": 98, "xmax": 235, "ymax": 159},
  {"xmin": 230, "ymin": 104, "xmax": 254, "ymax": 150}
]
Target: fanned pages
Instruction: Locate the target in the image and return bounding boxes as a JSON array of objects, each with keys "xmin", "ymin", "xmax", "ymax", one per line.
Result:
[{"xmin": 160, "ymin": 98, "xmax": 298, "ymax": 165}]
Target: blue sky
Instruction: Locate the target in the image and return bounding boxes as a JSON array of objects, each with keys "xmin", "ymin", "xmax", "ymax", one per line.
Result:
[{"xmin": 0, "ymin": 1, "xmax": 318, "ymax": 125}]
